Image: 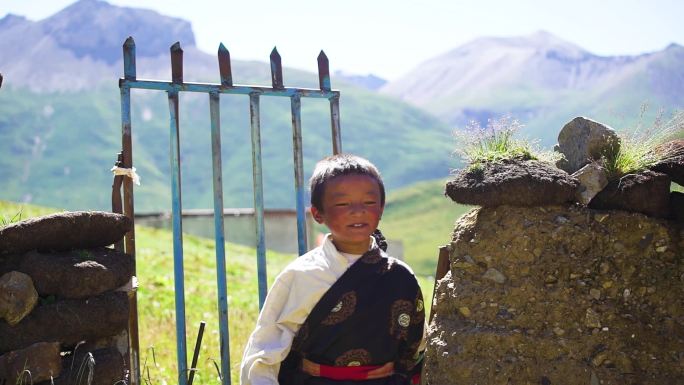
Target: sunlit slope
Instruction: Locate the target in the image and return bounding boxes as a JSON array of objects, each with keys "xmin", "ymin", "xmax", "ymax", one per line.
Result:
[{"xmin": 382, "ymin": 178, "xmax": 473, "ymax": 276}]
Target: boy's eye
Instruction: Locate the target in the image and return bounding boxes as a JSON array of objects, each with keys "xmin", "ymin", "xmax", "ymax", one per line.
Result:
[
  {"xmin": 364, "ymin": 201, "xmax": 377, "ymax": 205},
  {"xmin": 335, "ymin": 202, "xmax": 349, "ymax": 207}
]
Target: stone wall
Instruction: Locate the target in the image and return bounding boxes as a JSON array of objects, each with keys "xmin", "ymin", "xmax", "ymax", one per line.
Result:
[
  {"xmin": 424, "ymin": 205, "xmax": 683, "ymax": 385},
  {"xmin": 0, "ymin": 211, "xmax": 133, "ymax": 385},
  {"xmin": 428, "ymin": 117, "xmax": 684, "ymax": 384}
]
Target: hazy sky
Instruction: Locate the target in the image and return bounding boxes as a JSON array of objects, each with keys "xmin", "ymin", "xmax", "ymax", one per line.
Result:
[{"xmin": 2, "ymin": 0, "xmax": 683, "ymax": 80}]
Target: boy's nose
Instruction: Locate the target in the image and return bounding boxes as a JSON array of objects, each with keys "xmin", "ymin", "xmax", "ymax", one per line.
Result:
[{"xmin": 349, "ymin": 202, "xmax": 366, "ymax": 213}]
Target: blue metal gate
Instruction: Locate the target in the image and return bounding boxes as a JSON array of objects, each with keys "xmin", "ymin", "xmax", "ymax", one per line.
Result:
[{"xmin": 113, "ymin": 37, "xmax": 342, "ymax": 385}]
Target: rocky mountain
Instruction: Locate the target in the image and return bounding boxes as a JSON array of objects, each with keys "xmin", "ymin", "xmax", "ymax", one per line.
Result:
[
  {"xmin": 381, "ymin": 31, "xmax": 684, "ymax": 144},
  {"xmin": 0, "ymin": 0, "xmax": 200, "ymax": 91},
  {"xmin": 0, "ymin": 0, "xmax": 452, "ymax": 211}
]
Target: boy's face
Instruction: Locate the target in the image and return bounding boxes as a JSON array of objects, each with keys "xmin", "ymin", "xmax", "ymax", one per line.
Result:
[{"xmin": 311, "ymin": 174, "xmax": 384, "ymax": 255}]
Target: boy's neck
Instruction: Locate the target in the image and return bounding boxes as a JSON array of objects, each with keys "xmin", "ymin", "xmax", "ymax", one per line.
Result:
[{"xmin": 331, "ymin": 237, "xmax": 372, "ymax": 255}]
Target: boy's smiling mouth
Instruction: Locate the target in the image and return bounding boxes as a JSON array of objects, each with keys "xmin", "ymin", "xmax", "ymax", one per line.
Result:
[{"xmin": 311, "ymin": 173, "xmax": 384, "ymax": 254}]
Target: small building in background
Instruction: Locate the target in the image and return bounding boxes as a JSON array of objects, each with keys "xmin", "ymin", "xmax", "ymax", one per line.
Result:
[
  {"xmin": 136, "ymin": 208, "xmax": 315, "ymax": 254},
  {"xmin": 136, "ymin": 208, "xmax": 403, "ymax": 259}
]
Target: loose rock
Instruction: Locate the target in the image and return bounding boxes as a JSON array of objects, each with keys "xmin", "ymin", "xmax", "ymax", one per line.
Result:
[
  {"xmin": 590, "ymin": 371, "xmax": 600, "ymax": 385},
  {"xmin": 591, "ymin": 351, "xmax": 608, "ymax": 367},
  {"xmin": 589, "ymin": 288, "xmax": 602, "ymax": 300},
  {"xmin": 572, "ymin": 163, "xmax": 609, "ymax": 205},
  {"xmin": 482, "ymin": 268, "xmax": 506, "ymax": 284},
  {"xmin": 585, "ymin": 308, "xmax": 601, "ymax": 328},
  {"xmin": 0, "ymin": 271, "xmax": 38, "ymax": 326},
  {"xmin": 555, "ymin": 117, "xmax": 620, "ymax": 174}
]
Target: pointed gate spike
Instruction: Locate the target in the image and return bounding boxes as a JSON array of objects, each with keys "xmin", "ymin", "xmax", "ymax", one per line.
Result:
[
  {"xmin": 270, "ymin": 47, "xmax": 284, "ymax": 89},
  {"xmin": 218, "ymin": 43, "xmax": 233, "ymax": 87},
  {"xmin": 124, "ymin": 36, "xmax": 135, "ymax": 47},
  {"xmin": 317, "ymin": 50, "xmax": 330, "ymax": 91},
  {"xmin": 171, "ymin": 42, "xmax": 184, "ymax": 84},
  {"xmin": 122, "ymin": 36, "xmax": 137, "ymax": 80}
]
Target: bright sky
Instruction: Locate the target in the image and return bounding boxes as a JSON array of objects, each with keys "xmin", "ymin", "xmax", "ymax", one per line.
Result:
[{"xmin": 2, "ymin": 0, "xmax": 683, "ymax": 80}]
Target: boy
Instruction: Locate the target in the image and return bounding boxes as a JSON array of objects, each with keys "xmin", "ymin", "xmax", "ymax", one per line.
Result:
[{"xmin": 241, "ymin": 154, "xmax": 425, "ymax": 385}]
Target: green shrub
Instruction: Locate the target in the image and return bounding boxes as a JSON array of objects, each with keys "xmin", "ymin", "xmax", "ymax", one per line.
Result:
[
  {"xmin": 454, "ymin": 116, "xmax": 559, "ymax": 168},
  {"xmin": 602, "ymin": 108, "xmax": 684, "ymax": 181}
]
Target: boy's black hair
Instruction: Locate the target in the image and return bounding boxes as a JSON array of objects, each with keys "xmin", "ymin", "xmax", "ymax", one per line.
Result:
[{"xmin": 309, "ymin": 153, "xmax": 385, "ymax": 212}]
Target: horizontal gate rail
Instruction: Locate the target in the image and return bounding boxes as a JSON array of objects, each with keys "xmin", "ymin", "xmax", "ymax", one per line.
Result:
[
  {"xmin": 117, "ymin": 36, "xmax": 342, "ymax": 385},
  {"xmin": 119, "ymin": 79, "xmax": 338, "ymax": 97}
]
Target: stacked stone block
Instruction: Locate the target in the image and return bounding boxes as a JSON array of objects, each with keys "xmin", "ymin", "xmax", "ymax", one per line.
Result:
[{"xmin": 0, "ymin": 211, "xmax": 133, "ymax": 385}]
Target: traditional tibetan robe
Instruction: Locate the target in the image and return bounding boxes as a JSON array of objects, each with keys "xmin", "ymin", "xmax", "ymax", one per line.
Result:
[
  {"xmin": 240, "ymin": 235, "xmax": 424, "ymax": 385},
  {"xmin": 278, "ymin": 245, "xmax": 425, "ymax": 385}
]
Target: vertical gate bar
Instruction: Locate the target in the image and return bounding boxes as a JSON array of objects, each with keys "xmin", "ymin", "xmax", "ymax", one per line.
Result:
[
  {"xmin": 290, "ymin": 94, "xmax": 308, "ymax": 255},
  {"xmin": 270, "ymin": 47, "xmax": 284, "ymax": 89},
  {"xmin": 249, "ymin": 93, "xmax": 268, "ymax": 308},
  {"xmin": 218, "ymin": 44, "xmax": 233, "ymax": 87},
  {"xmin": 317, "ymin": 51, "xmax": 331, "ymax": 91},
  {"xmin": 121, "ymin": 36, "xmax": 141, "ymax": 385},
  {"xmin": 122, "ymin": 39, "xmax": 137, "ymax": 267},
  {"xmin": 168, "ymin": 89, "xmax": 188, "ymax": 385},
  {"xmin": 330, "ymin": 95, "xmax": 342, "ymax": 154},
  {"xmin": 318, "ymin": 50, "xmax": 340, "ymax": 153},
  {"xmin": 171, "ymin": 42, "xmax": 184, "ymax": 83},
  {"xmin": 169, "ymin": 41, "xmax": 188, "ymax": 385},
  {"xmin": 209, "ymin": 91, "xmax": 231, "ymax": 385}
]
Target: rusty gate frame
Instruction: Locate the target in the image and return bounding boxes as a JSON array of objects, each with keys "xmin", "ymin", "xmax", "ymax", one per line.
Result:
[{"xmin": 113, "ymin": 37, "xmax": 342, "ymax": 385}]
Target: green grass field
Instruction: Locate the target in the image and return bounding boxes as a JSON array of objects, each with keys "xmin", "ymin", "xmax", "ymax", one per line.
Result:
[
  {"xmin": 1, "ymin": 200, "xmax": 288, "ymax": 385},
  {"xmin": 0, "ymin": 194, "xmax": 468, "ymax": 385},
  {"xmin": 382, "ymin": 178, "xmax": 473, "ymax": 276}
]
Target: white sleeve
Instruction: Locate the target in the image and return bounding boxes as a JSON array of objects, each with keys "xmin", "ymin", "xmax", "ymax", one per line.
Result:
[{"xmin": 240, "ymin": 269, "xmax": 303, "ymax": 385}]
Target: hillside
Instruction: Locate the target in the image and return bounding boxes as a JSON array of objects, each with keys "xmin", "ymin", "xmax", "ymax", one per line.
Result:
[
  {"xmin": 0, "ymin": 0, "xmax": 453, "ymax": 211},
  {"xmin": 0, "ymin": 85, "xmax": 452, "ymax": 211},
  {"xmin": 382, "ymin": 178, "xmax": 472, "ymax": 275},
  {"xmin": 381, "ymin": 31, "xmax": 684, "ymax": 145}
]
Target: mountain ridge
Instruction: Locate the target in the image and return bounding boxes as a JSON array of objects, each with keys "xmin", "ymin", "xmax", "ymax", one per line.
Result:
[
  {"xmin": 1, "ymin": 1, "xmax": 682, "ymax": 211},
  {"xmin": 380, "ymin": 31, "xmax": 683, "ymax": 143},
  {"xmin": 0, "ymin": 0, "xmax": 197, "ymax": 91}
]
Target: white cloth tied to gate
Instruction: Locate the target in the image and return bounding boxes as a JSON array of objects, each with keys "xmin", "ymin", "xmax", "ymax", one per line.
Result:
[{"xmin": 111, "ymin": 166, "xmax": 141, "ymax": 185}]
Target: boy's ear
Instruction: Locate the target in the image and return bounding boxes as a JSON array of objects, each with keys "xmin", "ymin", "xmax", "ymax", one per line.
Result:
[{"xmin": 310, "ymin": 206, "xmax": 325, "ymax": 224}]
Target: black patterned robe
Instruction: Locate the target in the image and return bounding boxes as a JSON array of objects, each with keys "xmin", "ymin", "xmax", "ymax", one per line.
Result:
[{"xmin": 278, "ymin": 246, "xmax": 425, "ymax": 385}]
